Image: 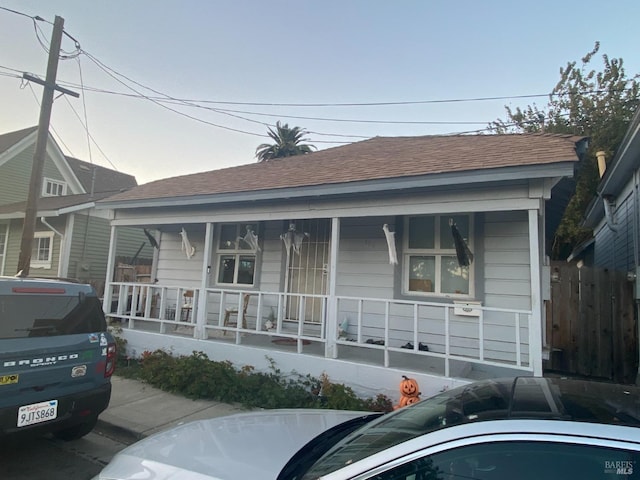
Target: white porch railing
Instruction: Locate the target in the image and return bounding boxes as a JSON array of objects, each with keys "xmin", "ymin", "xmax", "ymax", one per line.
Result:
[{"xmin": 104, "ymin": 282, "xmax": 534, "ymax": 379}]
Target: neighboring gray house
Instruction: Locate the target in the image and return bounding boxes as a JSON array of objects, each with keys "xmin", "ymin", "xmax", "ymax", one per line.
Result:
[
  {"xmin": 101, "ymin": 133, "xmax": 586, "ymax": 395},
  {"xmin": 0, "ymin": 126, "xmax": 151, "ymax": 292}
]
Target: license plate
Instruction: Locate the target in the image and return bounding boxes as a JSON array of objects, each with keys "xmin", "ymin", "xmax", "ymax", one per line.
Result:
[{"xmin": 17, "ymin": 400, "xmax": 58, "ymax": 427}]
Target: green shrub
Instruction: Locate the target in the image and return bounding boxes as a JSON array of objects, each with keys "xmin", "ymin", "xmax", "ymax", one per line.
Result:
[{"xmin": 119, "ymin": 349, "xmax": 393, "ymax": 412}]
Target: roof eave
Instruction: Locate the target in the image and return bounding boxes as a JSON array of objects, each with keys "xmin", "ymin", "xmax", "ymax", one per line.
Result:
[
  {"xmin": 98, "ymin": 162, "xmax": 577, "ymax": 211},
  {"xmin": 0, "ymin": 203, "xmax": 94, "ymax": 220},
  {"xmin": 57, "ymin": 202, "xmax": 96, "ymax": 215},
  {"xmin": 0, "ymin": 209, "xmax": 60, "ymax": 220}
]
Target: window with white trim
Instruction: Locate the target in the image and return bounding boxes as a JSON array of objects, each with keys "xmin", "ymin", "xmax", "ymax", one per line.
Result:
[
  {"xmin": 42, "ymin": 178, "xmax": 66, "ymax": 197},
  {"xmin": 403, "ymin": 214, "xmax": 473, "ymax": 297},
  {"xmin": 214, "ymin": 223, "xmax": 258, "ymax": 286},
  {"xmin": 30, "ymin": 231, "xmax": 54, "ymax": 269}
]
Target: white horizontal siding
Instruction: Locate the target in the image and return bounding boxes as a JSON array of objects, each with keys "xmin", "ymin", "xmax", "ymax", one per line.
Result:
[
  {"xmin": 258, "ymin": 222, "xmax": 284, "ymax": 292},
  {"xmin": 337, "ymin": 217, "xmax": 394, "ymax": 299},
  {"xmin": 483, "ymin": 211, "xmax": 531, "ymax": 310},
  {"xmin": 155, "ymin": 230, "xmax": 204, "ymax": 287}
]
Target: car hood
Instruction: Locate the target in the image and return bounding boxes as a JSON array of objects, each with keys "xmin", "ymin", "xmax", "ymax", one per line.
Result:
[{"xmin": 96, "ymin": 409, "xmax": 369, "ymax": 480}]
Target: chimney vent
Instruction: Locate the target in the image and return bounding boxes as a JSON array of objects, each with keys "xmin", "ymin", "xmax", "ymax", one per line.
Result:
[{"xmin": 596, "ymin": 151, "xmax": 607, "ymax": 178}]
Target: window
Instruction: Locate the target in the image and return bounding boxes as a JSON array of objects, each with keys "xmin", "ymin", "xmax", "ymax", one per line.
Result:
[
  {"xmin": 0, "ymin": 294, "xmax": 105, "ymax": 339},
  {"xmin": 30, "ymin": 232, "xmax": 54, "ymax": 269},
  {"xmin": 214, "ymin": 223, "xmax": 258, "ymax": 286},
  {"xmin": 42, "ymin": 178, "xmax": 66, "ymax": 197},
  {"xmin": 403, "ymin": 214, "xmax": 472, "ymax": 297}
]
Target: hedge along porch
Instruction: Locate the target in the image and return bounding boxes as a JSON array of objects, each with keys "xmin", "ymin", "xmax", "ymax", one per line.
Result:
[{"xmin": 100, "ymin": 133, "xmax": 587, "ymax": 396}]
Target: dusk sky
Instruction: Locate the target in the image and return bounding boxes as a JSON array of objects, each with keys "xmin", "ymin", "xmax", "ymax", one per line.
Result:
[{"xmin": 1, "ymin": 1, "xmax": 639, "ymax": 185}]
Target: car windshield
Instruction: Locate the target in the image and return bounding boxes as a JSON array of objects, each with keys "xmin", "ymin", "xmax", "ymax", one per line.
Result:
[
  {"xmin": 0, "ymin": 294, "xmax": 105, "ymax": 339},
  {"xmin": 299, "ymin": 379, "xmax": 513, "ymax": 479}
]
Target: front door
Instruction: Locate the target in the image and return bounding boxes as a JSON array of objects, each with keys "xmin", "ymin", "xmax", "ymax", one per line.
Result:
[{"xmin": 284, "ymin": 219, "xmax": 330, "ymax": 324}]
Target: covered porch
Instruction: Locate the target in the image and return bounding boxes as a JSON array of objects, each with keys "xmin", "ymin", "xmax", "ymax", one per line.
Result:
[
  {"xmin": 107, "ymin": 283, "xmax": 534, "ymax": 380},
  {"xmin": 104, "ymin": 208, "xmax": 541, "ymax": 395}
]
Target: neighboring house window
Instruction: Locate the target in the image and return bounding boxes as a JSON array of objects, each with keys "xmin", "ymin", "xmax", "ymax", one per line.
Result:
[
  {"xmin": 30, "ymin": 231, "xmax": 54, "ymax": 269},
  {"xmin": 42, "ymin": 178, "xmax": 66, "ymax": 197},
  {"xmin": 403, "ymin": 214, "xmax": 473, "ymax": 297},
  {"xmin": 214, "ymin": 223, "xmax": 258, "ymax": 286}
]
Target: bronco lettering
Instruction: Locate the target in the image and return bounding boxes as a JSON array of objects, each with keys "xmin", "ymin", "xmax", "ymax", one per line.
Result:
[{"xmin": 3, "ymin": 353, "xmax": 79, "ymax": 368}]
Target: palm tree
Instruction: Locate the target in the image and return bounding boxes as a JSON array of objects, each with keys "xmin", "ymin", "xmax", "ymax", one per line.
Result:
[{"xmin": 255, "ymin": 122, "xmax": 316, "ymax": 162}]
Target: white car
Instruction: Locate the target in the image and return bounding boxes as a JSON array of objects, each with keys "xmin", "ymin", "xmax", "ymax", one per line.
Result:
[{"xmin": 95, "ymin": 377, "xmax": 640, "ymax": 480}]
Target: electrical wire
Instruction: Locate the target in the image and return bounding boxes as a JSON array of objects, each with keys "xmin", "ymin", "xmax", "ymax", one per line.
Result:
[
  {"xmin": 7, "ymin": 57, "xmax": 581, "ymax": 143},
  {"xmin": 26, "ymin": 82, "xmax": 76, "ymax": 156},
  {"xmin": 76, "ymin": 55, "xmax": 93, "ymax": 165},
  {"xmin": 80, "ymin": 50, "xmax": 359, "ymax": 142},
  {"xmin": 50, "ymin": 75, "xmax": 635, "ymax": 132},
  {"xmin": 0, "ymin": 6, "xmax": 37, "ymax": 19},
  {"xmin": 180, "ymin": 104, "xmax": 489, "ymax": 125},
  {"xmin": 61, "ymin": 95, "xmax": 119, "ymax": 170},
  {"xmin": 32, "ymin": 20, "xmax": 50, "ymax": 54},
  {"xmin": 3, "ymin": 10, "xmax": 625, "ymax": 145},
  {"xmin": 0, "ymin": 71, "xmax": 22, "ymax": 79},
  {"xmin": 80, "ymin": 49, "xmax": 270, "ymax": 138},
  {"xmin": 0, "ymin": 64, "xmax": 25, "ymax": 74}
]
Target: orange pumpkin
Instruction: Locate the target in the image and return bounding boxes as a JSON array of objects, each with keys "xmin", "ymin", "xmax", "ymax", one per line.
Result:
[
  {"xmin": 398, "ymin": 394, "xmax": 421, "ymax": 407},
  {"xmin": 399, "ymin": 375, "xmax": 420, "ymax": 397}
]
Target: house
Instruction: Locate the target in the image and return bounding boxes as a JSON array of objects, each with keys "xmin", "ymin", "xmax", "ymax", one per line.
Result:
[
  {"xmin": 582, "ymin": 106, "xmax": 640, "ymax": 383},
  {"xmin": 100, "ymin": 133, "xmax": 587, "ymax": 396},
  {"xmin": 0, "ymin": 126, "xmax": 152, "ymax": 292}
]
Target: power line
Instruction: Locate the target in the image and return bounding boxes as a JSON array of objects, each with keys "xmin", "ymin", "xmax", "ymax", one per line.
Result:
[
  {"xmin": 6, "ymin": 47, "xmax": 629, "ymax": 145},
  {"xmin": 0, "ymin": 64, "xmax": 25, "ymax": 74},
  {"xmin": 49, "ymin": 74, "xmax": 637, "ymax": 132},
  {"xmin": 0, "ymin": 71, "xmax": 22, "ymax": 79},
  {"xmin": 61, "ymin": 94, "xmax": 119, "ymax": 170},
  {"xmin": 25, "ymin": 82, "xmax": 76, "ymax": 156},
  {"xmin": 76, "ymin": 55, "xmax": 93, "ymax": 165},
  {"xmin": 78, "ymin": 50, "xmax": 364, "ymax": 141},
  {"xmin": 187, "ymin": 104, "xmax": 489, "ymax": 126},
  {"xmin": 0, "ymin": 5, "xmax": 39, "ymax": 19},
  {"xmin": 7, "ymin": 58, "xmax": 633, "ymax": 135},
  {"xmin": 80, "ymin": 49, "xmax": 270, "ymax": 138}
]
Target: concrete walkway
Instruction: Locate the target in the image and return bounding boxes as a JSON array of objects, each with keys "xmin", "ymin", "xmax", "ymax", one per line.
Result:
[{"xmin": 97, "ymin": 376, "xmax": 246, "ymax": 441}]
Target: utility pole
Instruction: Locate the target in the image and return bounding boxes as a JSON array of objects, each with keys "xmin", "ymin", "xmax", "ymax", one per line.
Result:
[{"xmin": 17, "ymin": 15, "xmax": 78, "ymax": 275}]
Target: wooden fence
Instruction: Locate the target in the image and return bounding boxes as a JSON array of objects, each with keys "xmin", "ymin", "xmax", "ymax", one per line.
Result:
[{"xmin": 547, "ymin": 262, "xmax": 638, "ymax": 383}]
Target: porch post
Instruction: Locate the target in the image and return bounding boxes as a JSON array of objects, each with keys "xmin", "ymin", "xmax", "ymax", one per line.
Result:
[
  {"xmin": 102, "ymin": 224, "xmax": 117, "ymax": 314},
  {"xmin": 195, "ymin": 222, "xmax": 213, "ymax": 339},
  {"xmin": 528, "ymin": 209, "xmax": 543, "ymax": 376},
  {"xmin": 325, "ymin": 217, "xmax": 340, "ymax": 359}
]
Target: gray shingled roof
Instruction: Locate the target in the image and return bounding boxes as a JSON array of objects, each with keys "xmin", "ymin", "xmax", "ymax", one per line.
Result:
[
  {"xmin": 104, "ymin": 133, "xmax": 585, "ymax": 204},
  {"xmin": 65, "ymin": 156, "xmax": 137, "ymax": 193},
  {"xmin": 0, "ymin": 127, "xmax": 137, "ymax": 194},
  {"xmin": 0, "ymin": 126, "xmax": 37, "ymax": 153}
]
